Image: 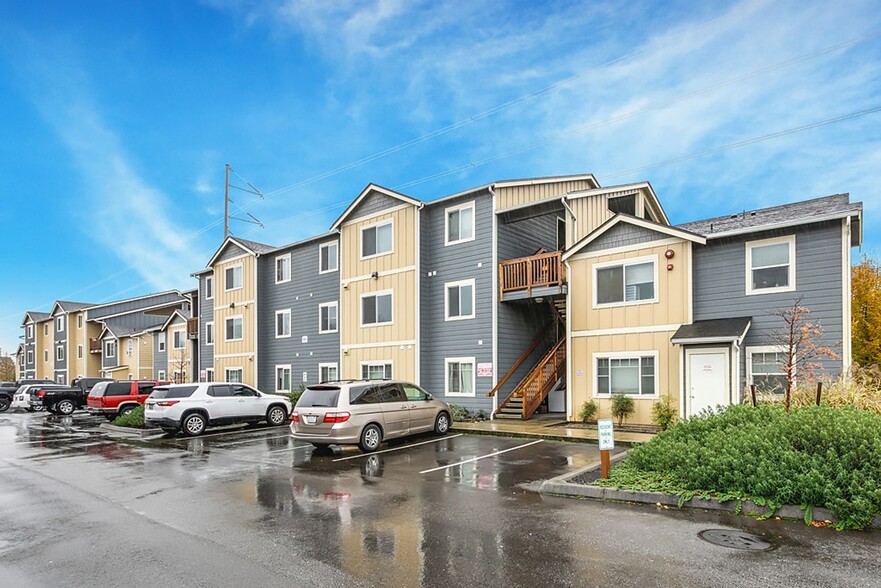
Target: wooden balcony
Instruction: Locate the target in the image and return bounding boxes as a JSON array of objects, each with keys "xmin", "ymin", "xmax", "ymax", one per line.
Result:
[
  {"xmin": 186, "ymin": 318, "xmax": 199, "ymax": 339},
  {"xmin": 89, "ymin": 338, "xmax": 102, "ymax": 354},
  {"xmin": 499, "ymin": 250, "xmax": 566, "ymax": 302}
]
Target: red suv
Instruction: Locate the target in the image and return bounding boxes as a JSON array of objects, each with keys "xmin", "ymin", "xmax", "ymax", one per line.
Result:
[{"xmin": 86, "ymin": 380, "xmax": 171, "ymax": 420}]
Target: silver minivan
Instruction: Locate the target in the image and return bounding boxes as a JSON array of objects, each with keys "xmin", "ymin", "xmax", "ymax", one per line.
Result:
[{"xmin": 290, "ymin": 380, "xmax": 452, "ymax": 452}]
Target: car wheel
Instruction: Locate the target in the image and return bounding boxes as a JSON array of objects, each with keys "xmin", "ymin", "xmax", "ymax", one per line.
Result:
[
  {"xmin": 33, "ymin": 405, "xmax": 45, "ymax": 412},
  {"xmin": 266, "ymin": 405, "xmax": 287, "ymax": 427},
  {"xmin": 119, "ymin": 405, "xmax": 136, "ymax": 417},
  {"xmin": 358, "ymin": 424, "xmax": 383, "ymax": 453},
  {"xmin": 182, "ymin": 413, "xmax": 207, "ymax": 437},
  {"xmin": 0, "ymin": 398, "xmax": 9, "ymax": 412},
  {"xmin": 56, "ymin": 399, "xmax": 75, "ymax": 416},
  {"xmin": 434, "ymin": 411, "xmax": 451, "ymax": 435}
]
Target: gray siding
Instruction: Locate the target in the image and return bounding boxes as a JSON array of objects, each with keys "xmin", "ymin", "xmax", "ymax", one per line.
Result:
[
  {"xmin": 693, "ymin": 221, "xmax": 845, "ymax": 385},
  {"xmin": 420, "ymin": 191, "xmax": 494, "ymax": 413},
  {"xmin": 498, "ymin": 214, "xmax": 559, "ymax": 260},
  {"xmin": 101, "ymin": 336, "xmax": 118, "ymax": 369},
  {"xmin": 257, "ymin": 236, "xmax": 341, "ymax": 392},
  {"xmin": 53, "ymin": 315, "xmax": 66, "ymax": 372},
  {"xmin": 583, "ymin": 222, "xmax": 668, "ymax": 253},
  {"xmin": 153, "ymin": 332, "xmax": 168, "ymax": 379},
  {"xmin": 348, "ymin": 190, "xmax": 407, "ymax": 222},
  {"xmin": 89, "ymin": 292, "xmax": 185, "ymax": 320},
  {"xmin": 199, "ymin": 274, "xmax": 214, "ymax": 375},
  {"xmin": 23, "ymin": 322, "xmax": 36, "ymax": 376},
  {"xmin": 103, "ymin": 313, "xmax": 168, "ymax": 333},
  {"xmin": 216, "ymin": 242, "xmax": 249, "ymax": 264}
]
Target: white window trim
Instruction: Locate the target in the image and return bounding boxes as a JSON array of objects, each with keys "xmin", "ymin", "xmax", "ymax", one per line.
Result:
[
  {"xmin": 44, "ymin": 350, "xmax": 49, "ymax": 362},
  {"xmin": 104, "ymin": 340, "xmax": 117, "ymax": 359},
  {"xmin": 275, "ymin": 253, "xmax": 291, "ymax": 284},
  {"xmin": 225, "ymin": 367, "xmax": 244, "ymax": 383},
  {"xmin": 225, "ymin": 315, "xmax": 244, "ymax": 342},
  {"xmin": 205, "ymin": 276, "xmax": 214, "ymax": 300},
  {"xmin": 746, "ymin": 345, "xmax": 791, "ymax": 390},
  {"xmin": 44, "ymin": 324, "xmax": 49, "ymax": 336},
  {"xmin": 745, "ymin": 235, "xmax": 796, "ymax": 296},
  {"xmin": 77, "ymin": 345, "xmax": 83, "ymax": 359},
  {"xmin": 205, "ymin": 321, "xmax": 214, "ymax": 346},
  {"xmin": 27, "ymin": 350, "xmax": 34, "ymax": 364},
  {"xmin": 360, "ymin": 289, "xmax": 394, "ymax": 327},
  {"xmin": 444, "ymin": 278, "xmax": 476, "ymax": 321},
  {"xmin": 27, "ymin": 324, "xmax": 34, "ymax": 338},
  {"xmin": 56, "ymin": 317, "xmax": 64, "ymax": 333},
  {"xmin": 444, "ymin": 201, "xmax": 476, "ymax": 246},
  {"xmin": 224, "ymin": 264, "xmax": 244, "ymax": 292},
  {"xmin": 172, "ymin": 329, "xmax": 186, "ymax": 350},
  {"xmin": 158, "ymin": 331, "xmax": 166, "ymax": 352},
  {"xmin": 592, "ymin": 254, "xmax": 659, "ymax": 309},
  {"xmin": 319, "ymin": 241, "xmax": 339, "ymax": 274},
  {"xmin": 592, "ymin": 351, "xmax": 660, "ymax": 399},
  {"xmin": 359, "ymin": 361, "xmax": 393, "ymax": 380},
  {"xmin": 444, "ymin": 356, "xmax": 477, "ymax": 397},
  {"xmin": 77, "ymin": 315, "xmax": 83, "ymax": 329},
  {"xmin": 275, "ymin": 364, "xmax": 292, "ymax": 392},
  {"xmin": 205, "ymin": 368, "xmax": 214, "ymax": 382},
  {"xmin": 319, "ymin": 362, "xmax": 339, "ymax": 382},
  {"xmin": 319, "ymin": 301, "xmax": 339, "ymax": 334},
  {"xmin": 275, "ymin": 309, "xmax": 292, "ymax": 339},
  {"xmin": 56, "ymin": 346, "xmax": 64, "ymax": 362},
  {"xmin": 360, "ymin": 219, "xmax": 394, "ymax": 260},
  {"xmin": 157, "ymin": 370, "xmax": 167, "ymax": 381}
]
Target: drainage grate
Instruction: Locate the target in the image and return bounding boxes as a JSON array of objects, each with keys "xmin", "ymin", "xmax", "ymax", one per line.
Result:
[{"xmin": 698, "ymin": 529, "xmax": 775, "ymax": 551}]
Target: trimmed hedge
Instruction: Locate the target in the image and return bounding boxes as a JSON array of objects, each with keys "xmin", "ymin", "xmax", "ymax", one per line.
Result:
[
  {"xmin": 112, "ymin": 404, "xmax": 146, "ymax": 428},
  {"xmin": 601, "ymin": 404, "xmax": 881, "ymax": 529}
]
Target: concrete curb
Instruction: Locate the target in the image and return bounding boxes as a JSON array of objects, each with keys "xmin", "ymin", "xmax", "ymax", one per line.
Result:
[
  {"xmin": 99, "ymin": 423, "xmax": 161, "ymax": 438},
  {"xmin": 538, "ymin": 454, "xmax": 881, "ymax": 529},
  {"xmin": 449, "ymin": 424, "xmax": 645, "ymax": 446}
]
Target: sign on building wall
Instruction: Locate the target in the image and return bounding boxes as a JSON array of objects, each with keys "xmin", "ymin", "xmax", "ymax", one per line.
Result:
[{"xmin": 477, "ymin": 363, "xmax": 493, "ymax": 377}]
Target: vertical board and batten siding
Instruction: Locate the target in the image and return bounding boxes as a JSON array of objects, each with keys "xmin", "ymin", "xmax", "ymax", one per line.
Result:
[
  {"xmin": 419, "ymin": 191, "xmax": 494, "ymax": 412},
  {"xmin": 37, "ymin": 320, "xmax": 51, "ymax": 379},
  {"xmin": 137, "ymin": 334, "xmax": 154, "ymax": 380},
  {"xmin": 167, "ymin": 320, "xmax": 191, "ymax": 381},
  {"xmin": 495, "ymin": 213, "xmax": 558, "ymax": 403},
  {"xmin": 154, "ymin": 332, "xmax": 168, "ymax": 380},
  {"xmin": 87, "ymin": 292, "xmax": 185, "ymax": 320},
  {"xmin": 692, "ymin": 221, "xmax": 845, "ymax": 382},
  {"xmin": 257, "ymin": 237, "xmax": 341, "ymax": 392},
  {"xmin": 567, "ymin": 195, "xmax": 614, "ymax": 246},
  {"xmin": 199, "ymin": 274, "xmax": 214, "ymax": 377},
  {"xmin": 85, "ymin": 322, "xmax": 102, "ymax": 377},
  {"xmin": 496, "ymin": 178, "xmax": 597, "ymax": 212},
  {"xmin": 213, "ymin": 251, "xmax": 258, "ymax": 385},
  {"xmin": 341, "ymin": 205, "xmax": 418, "ymax": 278}
]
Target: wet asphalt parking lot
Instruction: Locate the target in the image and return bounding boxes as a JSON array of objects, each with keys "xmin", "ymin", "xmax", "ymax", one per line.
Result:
[{"xmin": 1, "ymin": 411, "xmax": 881, "ymax": 588}]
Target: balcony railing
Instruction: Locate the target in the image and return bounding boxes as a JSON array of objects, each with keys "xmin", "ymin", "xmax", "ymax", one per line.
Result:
[
  {"xmin": 89, "ymin": 338, "xmax": 102, "ymax": 353},
  {"xmin": 498, "ymin": 251, "xmax": 565, "ymax": 300},
  {"xmin": 186, "ymin": 318, "xmax": 199, "ymax": 339}
]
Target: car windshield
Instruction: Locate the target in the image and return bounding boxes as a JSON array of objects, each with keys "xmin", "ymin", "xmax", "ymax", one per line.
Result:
[
  {"xmin": 150, "ymin": 386, "xmax": 198, "ymax": 399},
  {"xmin": 298, "ymin": 386, "xmax": 340, "ymax": 408}
]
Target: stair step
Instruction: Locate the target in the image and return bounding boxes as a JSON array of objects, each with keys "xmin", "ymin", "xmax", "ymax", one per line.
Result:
[{"xmin": 494, "ymin": 413, "xmax": 522, "ymax": 420}]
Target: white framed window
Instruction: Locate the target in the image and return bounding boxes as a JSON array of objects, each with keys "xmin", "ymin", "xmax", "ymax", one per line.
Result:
[
  {"xmin": 276, "ymin": 365, "xmax": 292, "ymax": 392},
  {"xmin": 225, "ymin": 367, "xmax": 243, "ymax": 383},
  {"xmin": 56, "ymin": 316, "xmax": 64, "ymax": 333},
  {"xmin": 361, "ymin": 220, "xmax": 393, "ymax": 259},
  {"xmin": 77, "ymin": 315, "xmax": 83, "ymax": 329},
  {"xmin": 56, "ymin": 374, "xmax": 66, "ymax": 385},
  {"xmin": 445, "ymin": 279, "xmax": 475, "ymax": 321},
  {"xmin": 594, "ymin": 256, "xmax": 658, "ymax": 307},
  {"xmin": 275, "ymin": 253, "xmax": 291, "ymax": 284},
  {"xmin": 27, "ymin": 324, "xmax": 34, "ymax": 338},
  {"xmin": 56, "ymin": 346, "xmax": 64, "ymax": 362},
  {"xmin": 205, "ymin": 368, "xmax": 214, "ymax": 382},
  {"xmin": 275, "ymin": 309, "xmax": 291, "ymax": 338},
  {"xmin": 320, "ymin": 241, "xmax": 338, "ymax": 274},
  {"xmin": 361, "ymin": 290, "xmax": 393, "ymax": 326},
  {"xmin": 27, "ymin": 350, "xmax": 33, "ymax": 364},
  {"xmin": 44, "ymin": 324, "xmax": 48, "ymax": 336},
  {"xmin": 747, "ymin": 346, "xmax": 788, "ymax": 394},
  {"xmin": 173, "ymin": 330, "xmax": 185, "ymax": 350},
  {"xmin": 205, "ymin": 322, "xmax": 214, "ymax": 346},
  {"xmin": 319, "ymin": 362, "xmax": 338, "ymax": 383},
  {"xmin": 158, "ymin": 370, "xmax": 167, "ymax": 381},
  {"xmin": 225, "ymin": 315, "xmax": 243, "ymax": 342},
  {"xmin": 445, "ymin": 357, "xmax": 476, "ymax": 397},
  {"xmin": 205, "ymin": 276, "xmax": 214, "ymax": 300},
  {"xmin": 224, "ymin": 264, "xmax": 243, "ymax": 291},
  {"xmin": 19, "ymin": 354, "xmax": 24, "ymax": 368},
  {"xmin": 104, "ymin": 340, "xmax": 117, "ymax": 358},
  {"xmin": 158, "ymin": 331, "xmax": 166, "ymax": 352},
  {"xmin": 594, "ymin": 352, "xmax": 658, "ymax": 397},
  {"xmin": 319, "ymin": 302, "xmax": 338, "ymax": 333},
  {"xmin": 44, "ymin": 350, "xmax": 49, "ymax": 362},
  {"xmin": 361, "ymin": 362, "xmax": 392, "ymax": 380},
  {"xmin": 746, "ymin": 235, "xmax": 795, "ymax": 295},
  {"xmin": 445, "ymin": 201, "xmax": 475, "ymax": 246},
  {"xmin": 77, "ymin": 345, "xmax": 83, "ymax": 359},
  {"xmin": 173, "ymin": 370, "xmax": 186, "ymax": 384}
]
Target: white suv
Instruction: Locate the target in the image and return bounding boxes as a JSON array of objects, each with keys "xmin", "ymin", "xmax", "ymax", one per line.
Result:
[{"xmin": 144, "ymin": 382, "xmax": 291, "ymax": 436}]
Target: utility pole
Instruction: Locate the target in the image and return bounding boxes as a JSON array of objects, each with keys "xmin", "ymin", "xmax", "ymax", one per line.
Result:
[
  {"xmin": 222, "ymin": 164, "xmax": 265, "ymax": 238},
  {"xmin": 223, "ymin": 163, "xmax": 231, "ymax": 239}
]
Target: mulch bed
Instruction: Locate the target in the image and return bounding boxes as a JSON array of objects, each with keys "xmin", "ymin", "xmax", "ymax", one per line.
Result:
[
  {"xmin": 553, "ymin": 421, "xmax": 660, "ymax": 434},
  {"xmin": 569, "ymin": 468, "xmax": 604, "ymax": 485}
]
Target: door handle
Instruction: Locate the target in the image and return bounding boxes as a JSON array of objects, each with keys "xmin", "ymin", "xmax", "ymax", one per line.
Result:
[
  {"xmin": 206, "ymin": 400, "xmax": 213, "ymax": 403},
  {"xmin": 400, "ymin": 405, "xmax": 408, "ymax": 409}
]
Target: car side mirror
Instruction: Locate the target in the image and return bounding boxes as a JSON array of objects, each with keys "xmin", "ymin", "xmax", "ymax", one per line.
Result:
[{"xmin": 424, "ymin": 393, "xmax": 432, "ymax": 401}]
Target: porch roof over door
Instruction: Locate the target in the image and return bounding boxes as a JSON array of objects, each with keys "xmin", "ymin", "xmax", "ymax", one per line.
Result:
[{"xmin": 670, "ymin": 317, "xmax": 752, "ymax": 345}]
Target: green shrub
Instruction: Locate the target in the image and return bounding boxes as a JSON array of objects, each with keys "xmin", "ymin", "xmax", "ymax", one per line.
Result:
[
  {"xmin": 610, "ymin": 394, "xmax": 635, "ymax": 426},
  {"xmin": 651, "ymin": 396, "xmax": 678, "ymax": 431},
  {"xmin": 449, "ymin": 404, "xmax": 471, "ymax": 422},
  {"xmin": 112, "ymin": 405, "xmax": 145, "ymax": 428},
  {"xmin": 288, "ymin": 387, "xmax": 304, "ymax": 407},
  {"xmin": 611, "ymin": 404, "xmax": 881, "ymax": 529},
  {"xmin": 579, "ymin": 400, "xmax": 598, "ymax": 423},
  {"xmin": 476, "ymin": 409, "xmax": 487, "ymax": 421}
]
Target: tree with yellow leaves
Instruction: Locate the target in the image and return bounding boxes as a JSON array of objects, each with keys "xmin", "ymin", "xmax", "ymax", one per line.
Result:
[{"xmin": 852, "ymin": 254, "xmax": 881, "ymax": 367}]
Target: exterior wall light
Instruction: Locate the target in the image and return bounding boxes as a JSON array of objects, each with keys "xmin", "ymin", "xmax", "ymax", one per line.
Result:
[{"xmin": 664, "ymin": 249, "xmax": 675, "ymax": 259}]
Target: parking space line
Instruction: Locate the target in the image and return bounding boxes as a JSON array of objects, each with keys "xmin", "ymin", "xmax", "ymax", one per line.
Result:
[
  {"xmin": 332, "ymin": 434, "xmax": 464, "ymax": 462},
  {"xmin": 267, "ymin": 444, "xmax": 313, "ymax": 454},
  {"xmin": 419, "ymin": 439, "xmax": 544, "ymax": 474}
]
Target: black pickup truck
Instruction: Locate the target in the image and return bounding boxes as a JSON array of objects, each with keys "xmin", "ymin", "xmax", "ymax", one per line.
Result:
[{"xmin": 39, "ymin": 386, "xmax": 88, "ymax": 415}]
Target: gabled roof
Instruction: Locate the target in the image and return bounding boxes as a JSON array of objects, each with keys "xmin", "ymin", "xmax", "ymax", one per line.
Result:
[
  {"xmin": 677, "ymin": 194, "xmax": 863, "ymax": 245},
  {"xmin": 50, "ymin": 300, "xmax": 94, "ymax": 316},
  {"xmin": 565, "ymin": 182, "xmax": 670, "ymax": 225},
  {"xmin": 494, "ymin": 173, "xmax": 600, "ymax": 189},
  {"xmin": 159, "ymin": 310, "xmax": 189, "ymax": 333},
  {"xmin": 21, "ymin": 311, "xmax": 51, "ymax": 326},
  {"xmin": 99, "ymin": 320, "xmax": 166, "ymax": 340},
  {"xmin": 86, "ymin": 290, "xmax": 185, "ymax": 311},
  {"xmin": 330, "ymin": 184, "xmax": 422, "ymax": 230},
  {"xmin": 562, "ymin": 213, "xmax": 706, "ymax": 261},
  {"xmin": 671, "ymin": 317, "xmax": 752, "ymax": 345},
  {"xmin": 205, "ymin": 236, "xmax": 275, "ymax": 267}
]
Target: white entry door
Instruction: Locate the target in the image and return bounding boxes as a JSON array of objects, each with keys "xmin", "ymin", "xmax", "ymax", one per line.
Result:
[{"xmin": 687, "ymin": 351, "xmax": 728, "ymax": 416}]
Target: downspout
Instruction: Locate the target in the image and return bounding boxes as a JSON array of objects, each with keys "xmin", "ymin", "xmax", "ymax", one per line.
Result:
[
  {"xmin": 489, "ymin": 186, "xmax": 499, "ymax": 419},
  {"xmin": 561, "ymin": 196, "xmax": 577, "ymax": 247},
  {"xmin": 332, "ymin": 228, "xmax": 343, "ymax": 379},
  {"xmin": 415, "ymin": 203, "xmax": 424, "ymax": 385},
  {"xmin": 561, "ymin": 196, "xmax": 577, "ymax": 420}
]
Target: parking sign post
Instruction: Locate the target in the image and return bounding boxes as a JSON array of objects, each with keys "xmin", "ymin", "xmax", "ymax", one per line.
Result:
[{"xmin": 597, "ymin": 418, "xmax": 615, "ymax": 479}]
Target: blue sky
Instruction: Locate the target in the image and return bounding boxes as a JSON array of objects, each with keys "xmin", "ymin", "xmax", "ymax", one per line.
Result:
[{"xmin": 1, "ymin": 0, "xmax": 880, "ymax": 355}]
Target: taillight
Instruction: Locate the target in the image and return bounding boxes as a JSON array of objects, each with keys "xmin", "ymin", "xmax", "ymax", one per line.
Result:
[
  {"xmin": 156, "ymin": 400, "xmax": 179, "ymax": 407},
  {"xmin": 38, "ymin": 390, "xmax": 46, "ymax": 397},
  {"xmin": 323, "ymin": 411, "xmax": 351, "ymax": 424},
  {"xmin": 291, "ymin": 412, "xmax": 300, "ymax": 423}
]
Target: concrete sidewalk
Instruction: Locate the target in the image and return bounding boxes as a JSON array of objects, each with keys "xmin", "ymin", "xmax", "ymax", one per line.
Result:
[{"xmin": 451, "ymin": 418, "xmax": 655, "ymax": 445}]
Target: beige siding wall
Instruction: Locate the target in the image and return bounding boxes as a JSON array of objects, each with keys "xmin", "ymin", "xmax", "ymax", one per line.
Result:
[
  {"xmin": 342, "ymin": 346, "xmax": 417, "ymax": 383},
  {"xmin": 138, "ymin": 334, "xmax": 154, "ymax": 380},
  {"xmin": 341, "ymin": 273, "xmax": 417, "ymax": 345},
  {"xmin": 212, "ymin": 253, "xmax": 258, "ymax": 386},
  {"xmin": 39, "ymin": 321, "xmax": 52, "ymax": 379},
  {"xmin": 566, "ymin": 187, "xmax": 657, "ymax": 246},
  {"xmin": 166, "ymin": 325, "xmax": 192, "ymax": 381},
  {"xmin": 214, "ymin": 357, "xmax": 255, "ymax": 387},
  {"xmin": 341, "ymin": 206, "xmax": 417, "ymax": 277},
  {"xmin": 116, "ymin": 337, "xmax": 138, "ymax": 379},
  {"xmin": 68, "ymin": 312, "xmax": 88, "ymax": 378},
  {"xmin": 86, "ymin": 322, "xmax": 103, "ymax": 377},
  {"xmin": 497, "ymin": 178, "xmax": 597, "ymax": 211}
]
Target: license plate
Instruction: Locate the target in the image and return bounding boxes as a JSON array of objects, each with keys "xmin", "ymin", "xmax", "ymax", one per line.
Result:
[
  {"xmin": 305, "ymin": 415, "xmax": 317, "ymax": 424},
  {"xmin": 146, "ymin": 403, "xmax": 155, "ymax": 410}
]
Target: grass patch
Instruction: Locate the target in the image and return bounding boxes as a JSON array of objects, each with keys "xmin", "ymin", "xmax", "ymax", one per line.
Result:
[
  {"xmin": 112, "ymin": 405, "xmax": 145, "ymax": 428},
  {"xmin": 597, "ymin": 404, "xmax": 881, "ymax": 530}
]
